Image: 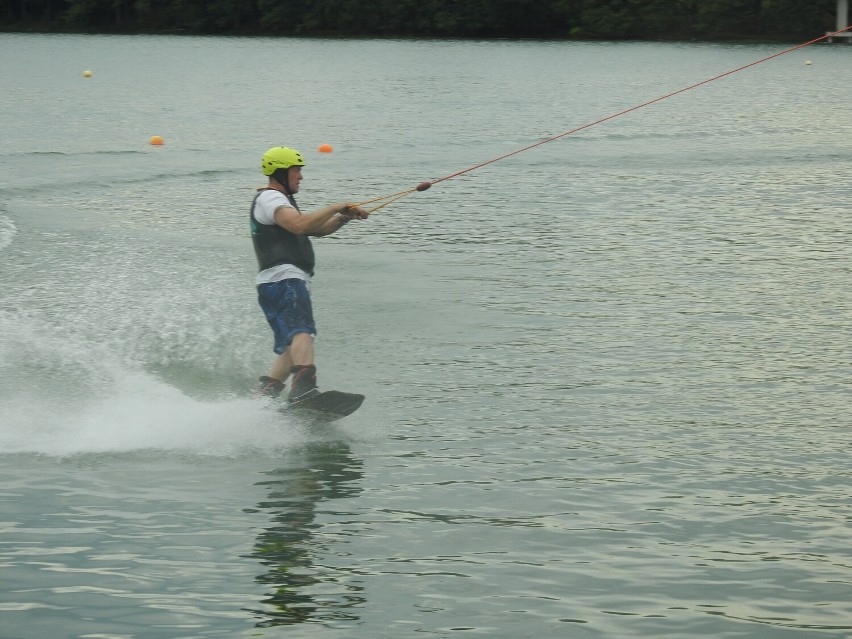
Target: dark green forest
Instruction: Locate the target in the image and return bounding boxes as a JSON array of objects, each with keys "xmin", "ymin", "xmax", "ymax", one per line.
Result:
[{"xmin": 0, "ymin": 0, "xmax": 843, "ymax": 40}]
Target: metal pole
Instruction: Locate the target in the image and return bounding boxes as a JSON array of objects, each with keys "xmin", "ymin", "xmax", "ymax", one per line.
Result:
[{"xmin": 839, "ymin": 0, "xmax": 849, "ymax": 31}]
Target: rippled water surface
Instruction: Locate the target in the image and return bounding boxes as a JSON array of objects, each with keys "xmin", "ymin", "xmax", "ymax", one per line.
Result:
[{"xmin": 1, "ymin": 33, "xmax": 851, "ymax": 639}]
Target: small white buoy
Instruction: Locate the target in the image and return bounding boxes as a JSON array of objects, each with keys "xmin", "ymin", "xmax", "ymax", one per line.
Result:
[
  {"xmin": 805, "ymin": 60, "xmax": 812, "ymax": 66},
  {"xmin": 83, "ymin": 70, "xmax": 92, "ymax": 77}
]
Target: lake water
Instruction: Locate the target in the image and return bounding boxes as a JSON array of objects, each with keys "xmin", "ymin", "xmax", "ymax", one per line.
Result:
[{"xmin": 1, "ymin": 32, "xmax": 851, "ymax": 639}]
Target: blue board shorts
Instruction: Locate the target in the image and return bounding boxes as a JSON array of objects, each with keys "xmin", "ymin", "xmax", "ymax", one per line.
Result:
[{"xmin": 257, "ymin": 278, "xmax": 316, "ymax": 355}]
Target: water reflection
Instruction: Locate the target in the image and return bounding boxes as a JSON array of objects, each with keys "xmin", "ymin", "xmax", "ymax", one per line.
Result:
[{"xmin": 245, "ymin": 440, "xmax": 365, "ymax": 627}]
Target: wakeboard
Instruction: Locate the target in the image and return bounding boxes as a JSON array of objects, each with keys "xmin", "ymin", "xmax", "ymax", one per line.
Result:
[{"xmin": 280, "ymin": 390, "xmax": 365, "ymax": 423}]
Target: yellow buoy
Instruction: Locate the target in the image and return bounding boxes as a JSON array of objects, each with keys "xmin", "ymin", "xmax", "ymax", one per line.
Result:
[
  {"xmin": 149, "ymin": 135, "xmax": 164, "ymax": 146},
  {"xmin": 83, "ymin": 70, "xmax": 92, "ymax": 77}
]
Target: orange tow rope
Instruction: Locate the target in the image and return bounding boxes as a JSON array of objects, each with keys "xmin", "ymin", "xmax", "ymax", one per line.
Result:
[{"xmin": 353, "ymin": 25, "xmax": 852, "ymax": 214}]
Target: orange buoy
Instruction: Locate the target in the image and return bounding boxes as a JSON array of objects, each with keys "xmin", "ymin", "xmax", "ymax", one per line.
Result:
[
  {"xmin": 149, "ymin": 135, "xmax": 164, "ymax": 146},
  {"xmin": 318, "ymin": 143, "xmax": 333, "ymax": 153}
]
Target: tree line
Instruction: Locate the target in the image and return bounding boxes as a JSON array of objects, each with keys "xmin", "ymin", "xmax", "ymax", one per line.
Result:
[{"xmin": 0, "ymin": 0, "xmax": 841, "ymax": 40}]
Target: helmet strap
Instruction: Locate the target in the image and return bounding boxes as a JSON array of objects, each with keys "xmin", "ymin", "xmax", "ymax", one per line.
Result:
[
  {"xmin": 271, "ymin": 167, "xmax": 299, "ymax": 209},
  {"xmin": 271, "ymin": 168, "xmax": 291, "ymax": 194}
]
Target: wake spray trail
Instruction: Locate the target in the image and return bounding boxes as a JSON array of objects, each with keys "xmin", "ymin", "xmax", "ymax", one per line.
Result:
[{"xmin": 353, "ymin": 25, "xmax": 852, "ymax": 213}]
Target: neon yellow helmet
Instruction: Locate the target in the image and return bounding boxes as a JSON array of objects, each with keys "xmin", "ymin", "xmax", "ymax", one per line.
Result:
[{"xmin": 261, "ymin": 146, "xmax": 305, "ymax": 176}]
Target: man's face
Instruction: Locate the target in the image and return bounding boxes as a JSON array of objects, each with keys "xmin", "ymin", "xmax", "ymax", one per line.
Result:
[{"xmin": 289, "ymin": 166, "xmax": 303, "ymax": 193}]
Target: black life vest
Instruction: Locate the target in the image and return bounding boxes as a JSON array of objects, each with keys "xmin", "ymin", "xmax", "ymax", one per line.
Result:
[{"xmin": 249, "ymin": 188, "xmax": 315, "ymax": 276}]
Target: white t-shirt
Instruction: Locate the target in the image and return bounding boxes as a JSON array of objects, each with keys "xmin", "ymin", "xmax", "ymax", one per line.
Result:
[{"xmin": 253, "ymin": 189, "xmax": 312, "ymax": 286}]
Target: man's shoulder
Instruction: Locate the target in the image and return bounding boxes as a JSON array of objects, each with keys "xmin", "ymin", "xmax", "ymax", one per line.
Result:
[
  {"xmin": 256, "ymin": 189, "xmax": 293, "ymax": 206},
  {"xmin": 255, "ymin": 189, "xmax": 296, "ymax": 224}
]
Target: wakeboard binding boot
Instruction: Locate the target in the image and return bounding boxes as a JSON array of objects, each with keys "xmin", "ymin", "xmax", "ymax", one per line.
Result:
[{"xmin": 288, "ymin": 365, "xmax": 320, "ymax": 405}]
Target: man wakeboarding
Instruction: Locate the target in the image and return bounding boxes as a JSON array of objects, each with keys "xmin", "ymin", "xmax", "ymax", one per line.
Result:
[{"xmin": 250, "ymin": 146, "xmax": 368, "ymax": 417}]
